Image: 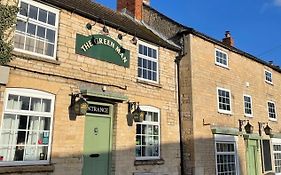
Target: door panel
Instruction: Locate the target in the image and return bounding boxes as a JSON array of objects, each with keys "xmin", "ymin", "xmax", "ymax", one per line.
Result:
[
  {"xmin": 82, "ymin": 103, "xmax": 112, "ymax": 175},
  {"xmin": 247, "ymin": 139, "xmax": 260, "ymax": 175}
]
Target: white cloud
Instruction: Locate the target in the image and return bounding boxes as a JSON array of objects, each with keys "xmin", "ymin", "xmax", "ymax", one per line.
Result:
[{"xmin": 274, "ymin": 0, "xmax": 281, "ymax": 6}]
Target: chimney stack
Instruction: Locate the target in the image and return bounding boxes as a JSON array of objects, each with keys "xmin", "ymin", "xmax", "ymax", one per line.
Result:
[
  {"xmin": 222, "ymin": 31, "xmax": 234, "ymax": 47},
  {"xmin": 117, "ymin": 0, "xmax": 148, "ymax": 20}
]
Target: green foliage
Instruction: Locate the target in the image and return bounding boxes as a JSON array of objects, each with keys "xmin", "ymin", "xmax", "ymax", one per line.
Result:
[{"xmin": 0, "ymin": 4, "xmax": 18, "ymax": 65}]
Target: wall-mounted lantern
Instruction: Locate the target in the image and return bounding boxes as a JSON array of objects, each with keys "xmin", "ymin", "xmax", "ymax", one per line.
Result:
[
  {"xmin": 71, "ymin": 93, "xmax": 89, "ymax": 115},
  {"xmin": 258, "ymin": 122, "xmax": 272, "ymax": 136},
  {"xmin": 238, "ymin": 119, "xmax": 253, "ymax": 134},
  {"xmin": 128, "ymin": 102, "xmax": 145, "ymax": 122}
]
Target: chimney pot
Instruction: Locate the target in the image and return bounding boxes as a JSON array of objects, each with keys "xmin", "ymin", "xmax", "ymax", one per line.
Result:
[
  {"xmin": 222, "ymin": 31, "xmax": 234, "ymax": 47},
  {"xmin": 143, "ymin": 0, "xmax": 150, "ymax": 5}
]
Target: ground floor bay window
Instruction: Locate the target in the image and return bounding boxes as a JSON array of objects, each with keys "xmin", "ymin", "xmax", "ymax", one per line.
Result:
[{"xmin": 0, "ymin": 88, "xmax": 54, "ymax": 165}]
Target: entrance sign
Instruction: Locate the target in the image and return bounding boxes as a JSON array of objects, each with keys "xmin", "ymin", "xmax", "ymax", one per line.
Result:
[
  {"xmin": 87, "ymin": 104, "xmax": 110, "ymax": 115},
  {"xmin": 76, "ymin": 34, "xmax": 130, "ymax": 67}
]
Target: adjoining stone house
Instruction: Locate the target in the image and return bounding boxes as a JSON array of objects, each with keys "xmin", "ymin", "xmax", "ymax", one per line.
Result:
[
  {"xmin": 141, "ymin": 2, "xmax": 281, "ymax": 175},
  {"xmin": 0, "ymin": 0, "xmax": 182, "ymax": 174}
]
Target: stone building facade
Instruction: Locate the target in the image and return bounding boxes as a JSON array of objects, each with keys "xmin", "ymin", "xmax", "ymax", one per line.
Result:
[
  {"xmin": 142, "ymin": 2, "xmax": 281, "ymax": 175},
  {"xmin": 0, "ymin": 0, "xmax": 181, "ymax": 174}
]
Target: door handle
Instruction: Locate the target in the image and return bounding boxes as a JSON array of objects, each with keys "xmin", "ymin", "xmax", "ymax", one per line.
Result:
[{"xmin": 89, "ymin": 154, "xmax": 100, "ymax": 158}]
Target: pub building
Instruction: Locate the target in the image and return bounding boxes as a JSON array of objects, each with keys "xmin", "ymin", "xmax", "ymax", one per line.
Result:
[{"xmin": 0, "ymin": 0, "xmax": 181, "ymax": 174}]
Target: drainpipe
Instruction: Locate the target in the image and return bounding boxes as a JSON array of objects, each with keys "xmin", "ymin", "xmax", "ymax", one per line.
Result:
[{"xmin": 175, "ymin": 33, "xmax": 186, "ymax": 175}]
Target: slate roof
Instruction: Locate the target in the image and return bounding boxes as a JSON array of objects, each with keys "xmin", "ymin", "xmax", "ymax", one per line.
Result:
[{"xmin": 39, "ymin": 0, "xmax": 180, "ymax": 51}]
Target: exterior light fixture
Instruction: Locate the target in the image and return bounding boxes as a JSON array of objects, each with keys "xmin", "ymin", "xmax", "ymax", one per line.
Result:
[
  {"xmin": 130, "ymin": 36, "xmax": 138, "ymax": 45},
  {"xmin": 71, "ymin": 93, "xmax": 89, "ymax": 115},
  {"xmin": 117, "ymin": 33, "xmax": 127, "ymax": 40},
  {"xmin": 102, "ymin": 23, "xmax": 109, "ymax": 35},
  {"xmin": 258, "ymin": 122, "xmax": 272, "ymax": 136},
  {"xmin": 244, "ymin": 121, "xmax": 254, "ymax": 134},
  {"xmin": 238, "ymin": 119, "xmax": 253, "ymax": 134},
  {"xmin": 128, "ymin": 101, "xmax": 145, "ymax": 122},
  {"xmin": 85, "ymin": 21, "xmax": 96, "ymax": 30}
]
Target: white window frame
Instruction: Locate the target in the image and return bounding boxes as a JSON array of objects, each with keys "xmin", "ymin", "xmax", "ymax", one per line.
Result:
[
  {"xmin": 215, "ymin": 48, "xmax": 229, "ymax": 68},
  {"xmin": 14, "ymin": 0, "xmax": 59, "ymax": 60},
  {"xmin": 137, "ymin": 40, "xmax": 159, "ymax": 83},
  {"xmin": 265, "ymin": 70, "xmax": 273, "ymax": 84},
  {"xmin": 272, "ymin": 138, "xmax": 281, "ymax": 175},
  {"xmin": 135, "ymin": 106, "xmax": 160, "ymax": 160},
  {"xmin": 217, "ymin": 87, "xmax": 232, "ymax": 115},
  {"xmin": 214, "ymin": 134, "xmax": 239, "ymax": 175},
  {"xmin": 0, "ymin": 88, "xmax": 55, "ymax": 166},
  {"xmin": 243, "ymin": 94, "xmax": 253, "ymax": 117},
  {"xmin": 267, "ymin": 101, "xmax": 277, "ymax": 121}
]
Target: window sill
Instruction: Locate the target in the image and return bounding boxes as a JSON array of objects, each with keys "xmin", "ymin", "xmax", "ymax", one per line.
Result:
[
  {"xmin": 265, "ymin": 80, "xmax": 274, "ymax": 86},
  {"xmin": 0, "ymin": 164, "xmax": 54, "ymax": 174},
  {"xmin": 218, "ymin": 110, "xmax": 232, "ymax": 116},
  {"xmin": 215, "ymin": 62, "xmax": 229, "ymax": 70},
  {"xmin": 244, "ymin": 114, "xmax": 253, "ymax": 118},
  {"xmin": 136, "ymin": 79, "xmax": 162, "ymax": 88},
  {"xmin": 12, "ymin": 51, "xmax": 61, "ymax": 65},
  {"xmin": 269, "ymin": 118, "xmax": 277, "ymax": 122},
  {"xmin": 134, "ymin": 159, "xmax": 165, "ymax": 166}
]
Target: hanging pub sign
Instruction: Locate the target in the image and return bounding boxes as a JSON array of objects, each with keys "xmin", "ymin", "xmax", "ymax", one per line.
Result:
[
  {"xmin": 75, "ymin": 34, "xmax": 130, "ymax": 68},
  {"xmin": 87, "ymin": 104, "xmax": 110, "ymax": 115}
]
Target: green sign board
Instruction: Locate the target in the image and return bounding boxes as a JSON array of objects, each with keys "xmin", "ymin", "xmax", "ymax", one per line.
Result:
[{"xmin": 75, "ymin": 34, "xmax": 130, "ymax": 67}]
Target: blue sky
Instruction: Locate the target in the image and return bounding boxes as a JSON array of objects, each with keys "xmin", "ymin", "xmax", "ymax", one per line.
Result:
[{"xmin": 95, "ymin": 0, "xmax": 281, "ymax": 66}]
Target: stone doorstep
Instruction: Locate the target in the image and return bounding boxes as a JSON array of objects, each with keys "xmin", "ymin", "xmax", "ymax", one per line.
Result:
[{"xmin": 0, "ymin": 164, "xmax": 55, "ymax": 174}]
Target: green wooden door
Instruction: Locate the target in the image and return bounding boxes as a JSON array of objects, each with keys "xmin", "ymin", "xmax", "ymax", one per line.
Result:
[
  {"xmin": 246, "ymin": 139, "xmax": 260, "ymax": 175},
  {"xmin": 82, "ymin": 103, "xmax": 112, "ymax": 175}
]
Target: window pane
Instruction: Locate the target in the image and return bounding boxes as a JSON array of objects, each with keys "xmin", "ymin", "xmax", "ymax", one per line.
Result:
[
  {"xmin": 29, "ymin": 5, "xmax": 38, "ymax": 20},
  {"xmin": 24, "ymin": 146, "xmax": 37, "ymax": 160},
  {"xmin": 25, "ymin": 36, "xmax": 35, "ymax": 52},
  {"xmin": 19, "ymin": 96, "xmax": 30, "ymax": 110},
  {"xmin": 14, "ymin": 145, "xmax": 24, "ymax": 161},
  {"xmin": 37, "ymin": 146, "xmax": 48, "ymax": 160},
  {"xmin": 46, "ymin": 29, "xmax": 55, "ymax": 43},
  {"xmin": 35, "ymin": 39, "xmax": 44, "ymax": 54},
  {"xmin": 14, "ymin": 34, "xmax": 25, "ymax": 49},
  {"xmin": 46, "ymin": 43, "xmax": 54, "ymax": 57},
  {"xmin": 38, "ymin": 9, "xmax": 47, "ymax": 23},
  {"xmin": 18, "ymin": 116, "xmax": 28, "ymax": 129},
  {"xmin": 28, "ymin": 116, "xmax": 40, "ymax": 130},
  {"xmin": 26, "ymin": 132, "xmax": 37, "ymax": 145},
  {"xmin": 42, "ymin": 99, "xmax": 51, "ymax": 112},
  {"xmin": 40, "ymin": 117, "xmax": 51, "ymax": 130},
  {"xmin": 16, "ymin": 20, "xmax": 26, "ymax": 32},
  {"xmin": 31, "ymin": 98, "xmax": 41, "ymax": 111},
  {"xmin": 27, "ymin": 23, "xmax": 36, "ymax": 35},
  {"xmin": 0, "ymin": 130, "xmax": 14, "ymax": 145},
  {"xmin": 2, "ymin": 114, "xmax": 16, "ymax": 129},
  {"xmin": 37, "ymin": 26, "xmax": 46, "ymax": 38},
  {"xmin": 48, "ymin": 12, "xmax": 56, "ymax": 26},
  {"xmin": 20, "ymin": 2, "xmax": 28, "ymax": 16},
  {"xmin": 7, "ymin": 94, "xmax": 19, "ymax": 109},
  {"xmin": 152, "ymin": 49, "xmax": 157, "ymax": 58}
]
